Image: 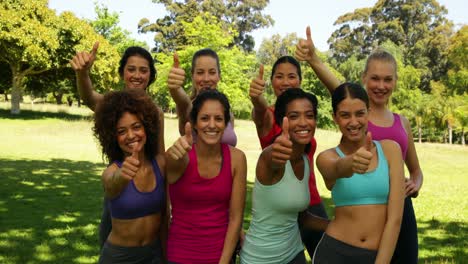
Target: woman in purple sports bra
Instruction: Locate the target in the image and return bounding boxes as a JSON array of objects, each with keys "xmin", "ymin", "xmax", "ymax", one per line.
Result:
[
  {"xmin": 167, "ymin": 48, "xmax": 237, "ymax": 146},
  {"xmin": 296, "ymin": 26, "xmax": 423, "ymax": 263},
  {"xmin": 93, "ymin": 90, "xmax": 168, "ymax": 263}
]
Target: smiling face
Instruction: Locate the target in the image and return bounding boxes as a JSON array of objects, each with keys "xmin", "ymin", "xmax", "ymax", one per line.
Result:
[
  {"xmin": 194, "ymin": 99, "xmax": 226, "ymax": 145},
  {"xmin": 362, "ymin": 59, "xmax": 397, "ymax": 106},
  {"xmin": 122, "ymin": 55, "xmax": 151, "ymax": 90},
  {"xmin": 334, "ymin": 97, "xmax": 369, "ymax": 142},
  {"xmin": 192, "ymin": 56, "xmax": 220, "ymax": 93},
  {"xmin": 116, "ymin": 112, "xmax": 146, "ymax": 156},
  {"xmin": 271, "ymin": 62, "xmax": 301, "ymax": 97},
  {"xmin": 284, "ymin": 98, "xmax": 316, "ymax": 145}
]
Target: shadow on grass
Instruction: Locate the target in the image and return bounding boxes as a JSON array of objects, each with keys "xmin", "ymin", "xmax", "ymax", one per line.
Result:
[
  {"xmin": 418, "ymin": 218, "xmax": 467, "ymax": 263},
  {"xmin": 0, "ymin": 108, "xmax": 90, "ymax": 121},
  {"xmin": 0, "ymin": 158, "xmax": 104, "ymax": 264}
]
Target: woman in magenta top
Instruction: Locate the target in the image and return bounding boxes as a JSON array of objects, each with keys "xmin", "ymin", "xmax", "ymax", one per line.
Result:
[
  {"xmin": 296, "ymin": 26, "xmax": 423, "ymax": 263},
  {"xmin": 165, "ymin": 90, "xmax": 247, "ymax": 264},
  {"xmin": 249, "ymin": 55, "xmax": 326, "ymax": 255}
]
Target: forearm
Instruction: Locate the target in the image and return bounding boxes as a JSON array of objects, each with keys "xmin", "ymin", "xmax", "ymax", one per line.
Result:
[
  {"xmin": 307, "ymin": 57, "xmax": 340, "ymax": 94},
  {"xmin": 375, "ymin": 217, "xmax": 402, "ymax": 264},
  {"xmin": 76, "ymin": 71, "xmax": 99, "ymax": 110},
  {"xmin": 103, "ymin": 169, "xmax": 129, "ymax": 198},
  {"xmin": 219, "ymin": 216, "xmax": 242, "ymax": 264}
]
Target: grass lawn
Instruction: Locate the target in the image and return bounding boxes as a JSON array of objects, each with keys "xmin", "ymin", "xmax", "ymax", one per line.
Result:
[{"xmin": 0, "ymin": 102, "xmax": 466, "ymax": 263}]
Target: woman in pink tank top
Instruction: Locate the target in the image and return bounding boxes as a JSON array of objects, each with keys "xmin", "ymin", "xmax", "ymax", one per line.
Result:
[
  {"xmin": 296, "ymin": 26, "xmax": 423, "ymax": 263},
  {"xmin": 167, "ymin": 48, "xmax": 237, "ymax": 146},
  {"xmin": 166, "ymin": 90, "xmax": 247, "ymax": 264}
]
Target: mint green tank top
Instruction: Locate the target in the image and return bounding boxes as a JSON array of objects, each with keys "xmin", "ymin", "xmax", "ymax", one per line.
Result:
[
  {"xmin": 240, "ymin": 155, "xmax": 310, "ymax": 264},
  {"xmin": 332, "ymin": 141, "xmax": 389, "ymax": 207}
]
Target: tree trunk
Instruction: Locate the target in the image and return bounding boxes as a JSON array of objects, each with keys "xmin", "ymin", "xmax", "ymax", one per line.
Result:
[
  {"xmin": 52, "ymin": 91, "xmax": 64, "ymax": 105},
  {"xmin": 462, "ymin": 128, "xmax": 465, "ymax": 146},
  {"xmin": 448, "ymin": 125, "xmax": 452, "ymax": 144},
  {"xmin": 10, "ymin": 73, "xmax": 23, "ymax": 114},
  {"xmin": 3, "ymin": 91, "xmax": 7, "ymax": 101},
  {"xmin": 418, "ymin": 125, "xmax": 422, "ymax": 143}
]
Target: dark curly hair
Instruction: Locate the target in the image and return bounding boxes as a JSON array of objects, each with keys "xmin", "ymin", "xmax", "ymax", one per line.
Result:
[{"xmin": 93, "ymin": 89, "xmax": 160, "ymax": 162}]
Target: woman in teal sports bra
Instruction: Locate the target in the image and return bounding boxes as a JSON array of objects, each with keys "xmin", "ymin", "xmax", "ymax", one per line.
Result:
[{"xmin": 314, "ymin": 83, "xmax": 405, "ymax": 264}]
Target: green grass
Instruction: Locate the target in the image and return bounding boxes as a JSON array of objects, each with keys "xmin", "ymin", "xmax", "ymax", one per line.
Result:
[{"xmin": 0, "ymin": 102, "xmax": 466, "ymax": 263}]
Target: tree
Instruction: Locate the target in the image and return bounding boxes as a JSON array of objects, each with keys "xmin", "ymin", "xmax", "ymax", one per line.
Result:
[
  {"xmin": 0, "ymin": 62, "xmax": 12, "ymax": 101},
  {"xmin": 138, "ymin": 0, "xmax": 273, "ymax": 52},
  {"xmin": 0, "ymin": 0, "xmax": 60, "ymax": 114},
  {"xmin": 328, "ymin": 0, "xmax": 453, "ymax": 92},
  {"xmin": 445, "ymin": 25, "xmax": 468, "ymax": 95},
  {"xmin": 90, "ymin": 3, "xmax": 147, "ymax": 54}
]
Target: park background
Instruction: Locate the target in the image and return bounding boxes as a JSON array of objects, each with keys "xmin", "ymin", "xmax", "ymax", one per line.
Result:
[{"xmin": 1, "ymin": 0, "xmax": 467, "ymax": 263}]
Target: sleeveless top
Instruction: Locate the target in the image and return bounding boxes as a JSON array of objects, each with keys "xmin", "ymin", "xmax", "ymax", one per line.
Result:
[
  {"xmin": 240, "ymin": 155, "xmax": 310, "ymax": 264},
  {"xmin": 192, "ymin": 120, "xmax": 237, "ymax": 147},
  {"xmin": 109, "ymin": 159, "xmax": 165, "ymax": 219},
  {"xmin": 368, "ymin": 113, "xmax": 408, "ymax": 159},
  {"xmin": 332, "ymin": 141, "xmax": 389, "ymax": 207},
  {"xmin": 258, "ymin": 107, "xmax": 321, "ymax": 206},
  {"xmin": 168, "ymin": 143, "xmax": 233, "ymax": 264}
]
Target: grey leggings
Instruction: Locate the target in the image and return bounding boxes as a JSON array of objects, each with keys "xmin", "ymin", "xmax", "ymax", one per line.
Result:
[{"xmin": 99, "ymin": 239, "xmax": 162, "ymax": 264}]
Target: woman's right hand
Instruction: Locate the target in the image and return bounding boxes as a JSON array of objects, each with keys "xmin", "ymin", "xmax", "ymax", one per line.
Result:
[
  {"xmin": 167, "ymin": 122, "xmax": 193, "ymax": 160},
  {"xmin": 249, "ymin": 64, "xmax": 266, "ymax": 99},
  {"xmin": 351, "ymin": 132, "xmax": 373, "ymax": 174},
  {"xmin": 118, "ymin": 143, "xmax": 142, "ymax": 181},
  {"xmin": 69, "ymin": 41, "xmax": 99, "ymax": 74},
  {"xmin": 271, "ymin": 117, "xmax": 293, "ymax": 167},
  {"xmin": 167, "ymin": 53, "xmax": 186, "ymax": 90},
  {"xmin": 295, "ymin": 26, "xmax": 318, "ymax": 64}
]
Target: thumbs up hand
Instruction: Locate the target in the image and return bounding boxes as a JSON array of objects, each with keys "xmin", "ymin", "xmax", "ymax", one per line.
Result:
[
  {"xmin": 120, "ymin": 142, "xmax": 142, "ymax": 181},
  {"xmin": 70, "ymin": 41, "xmax": 99, "ymax": 73},
  {"xmin": 295, "ymin": 26, "xmax": 318, "ymax": 64},
  {"xmin": 271, "ymin": 117, "xmax": 293, "ymax": 167},
  {"xmin": 249, "ymin": 64, "xmax": 266, "ymax": 98},
  {"xmin": 168, "ymin": 53, "xmax": 186, "ymax": 90},
  {"xmin": 351, "ymin": 132, "xmax": 373, "ymax": 174},
  {"xmin": 167, "ymin": 122, "xmax": 193, "ymax": 160}
]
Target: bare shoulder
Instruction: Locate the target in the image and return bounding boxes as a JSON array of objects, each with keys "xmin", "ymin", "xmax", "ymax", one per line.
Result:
[
  {"xmin": 380, "ymin": 140, "xmax": 402, "ymax": 159},
  {"xmin": 398, "ymin": 114, "xmax": 411, "ymax": 131},
  {"xmin": 316, "ymin": 148, "xmax": 338, "ymax": 162},
  {"xmin": 229, "ymin": 145, "xmax": 246, "ymax": 162}
]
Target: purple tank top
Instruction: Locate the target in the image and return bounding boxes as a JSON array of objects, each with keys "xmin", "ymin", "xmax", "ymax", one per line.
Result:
[
  {"xmin": 109, "ymin": 159, "xmax": 165, "ymax": 219},
  {"xmin": 368, "ymin": 113, "xmax": 408, "ymax": 159}
]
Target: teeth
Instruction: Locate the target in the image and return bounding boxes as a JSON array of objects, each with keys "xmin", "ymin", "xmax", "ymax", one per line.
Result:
[
  {"xmin": 205, "ymin": 131, "xmax": 218, "ymax": 136},
  {"xmin": 296, "ymin": 130, "xmax": 309, "ymax": 134}
]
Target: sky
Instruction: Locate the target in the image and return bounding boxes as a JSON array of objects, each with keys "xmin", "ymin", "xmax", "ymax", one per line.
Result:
[{"xmin": 48, "ymin": 0, "xmax": 467, "ymax": 52}]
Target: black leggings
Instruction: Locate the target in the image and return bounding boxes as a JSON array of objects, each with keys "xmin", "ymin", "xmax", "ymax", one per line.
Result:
[
  {"xmin": 313, "ymin": 233, "xmax": 377, "ymax": 264},
  {"xmin": 391, "ymin": 197, "xmax": 418, "ymax": 263},
  {"xmin": 299, "ymin": 202, "xmax": 329, "ymax": 256},
  {"xmin": 99, "ymin": 198, "xmax": 112, "ymax": 248}
]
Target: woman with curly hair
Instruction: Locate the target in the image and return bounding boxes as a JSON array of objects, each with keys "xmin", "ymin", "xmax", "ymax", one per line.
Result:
[
  {"xmin": 71, "ymin": 44, "xmax": 165, "ymax": 247},
  {"xmin": 93, "ymin": 89, "xmax": 167, "ymax": 263}
]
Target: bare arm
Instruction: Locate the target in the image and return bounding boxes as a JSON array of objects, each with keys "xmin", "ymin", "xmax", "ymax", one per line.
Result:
[
  {"xmin": 157, "ymin": 107, "xmax": 165, "ymax": 153},
  {"xmin": 401, "ymin": 115, "xmax": 423, "ymax": 197},
  {"xmin": 219, "ymin": 148, "xmax": 247, "ymax": 264},
  {"xmin": 249, "ymin": 64, "xmax": 273, "ymax": 138},
  {"xmin": 375, "ymin": 140, "xmax": 405, "ymax": 264},
  {"xmin": 295, "ymin": 26, "xmax": 341, "ymax": 94},
  {"xmin": 69, "ymin": 42, "xmax": 103, "ymax": 111},
  {"xmin": 167, "ymin": 53, "xmax": 192, "ymax": 135},
  {"xmin": 156, "ymin": 154, "xmax": 168, "ymax": 263},
  {"xmin": 165, "ymin": 122, "xmax": 192, "ymax": 184}
]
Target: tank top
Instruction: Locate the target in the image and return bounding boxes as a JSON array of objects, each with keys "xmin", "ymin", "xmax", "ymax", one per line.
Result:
[
  {"xmin": 168, "ymin": 143, "xmax": 233, "ymax": 264},
  {"xmin": 368, "ymin": 113, "xmax": 408, "ymax": 159},
  {"xmin": 332, "ymin": 141, "xmax": 389, "ymax": 207},
  {"xmin": 240, "ymin": 155, "xmax": 310, "ymax": 264},
  {"xmin": 258, "ymin": 107, "xmax": 321, "ymax": 205},
  {"xmin": 109, "ymin": 159, "xmax": 165, "ymax": 219}
]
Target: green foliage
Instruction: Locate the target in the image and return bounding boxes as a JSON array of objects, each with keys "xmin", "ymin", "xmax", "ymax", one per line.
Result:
[
  {"xmin": 445, "ymin": 25, "xmax": 468, "ymax": 95},
  {"xmin": 138, "ymin": 0, "xmax": 273, "ymax": 52}
]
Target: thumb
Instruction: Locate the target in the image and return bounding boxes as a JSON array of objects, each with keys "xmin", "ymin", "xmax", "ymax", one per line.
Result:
[
  {"xmin": 173, "ymin": 53, "xmax": 180, "ymax": 68},
  {"xmin": 90, "ymin": 41, "xmax": 99, "ymax": 60},
  {"xmin": 365, "ymin": 131, "xmax": 372, "ymax": 151},
  {"xmin": 306, "ymin": 26, "xmax": 312, "ymax": 41},
  {"xmin": 184, "ymin": 122, "xmax": 193, "ymax": 145},
  {"xmin": 131, "ymin": 142, "xmax": 142, "ymax": 160},
  {"xmin": 258, "ymin": 64, "xmax": 264, "ymax": 80},
  {"xmin": 281, "ymin": 117, "xmax": 289, "ymax": 139}
]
